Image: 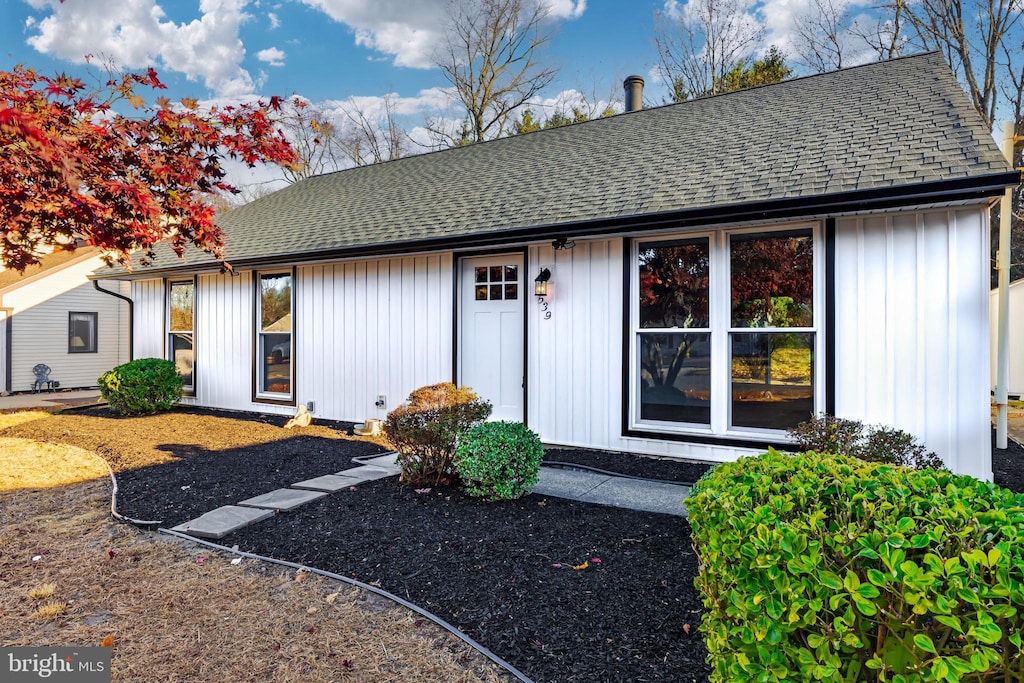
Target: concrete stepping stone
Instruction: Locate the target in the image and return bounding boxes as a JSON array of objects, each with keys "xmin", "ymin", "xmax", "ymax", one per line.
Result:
[
  {"xmin": 237, "ymin": 488, "xmax": 327, "ymax": 511},
  {"xmin": 336, "ymin": 464, "xmax": 395, "ymax": 481},
  {"xmin": 291, "ymin": 473, "xmax": 365, "ymax": 492},
  {"xmin": 170, "ymin": 505, "xmax": 274, "ymax": 539},
  {"xmin": 578, "ymin": 478, "xmax": 690, "ymax": 517},
  {"xmin": 356, "ymin": 453, "xmax": 401, "ymax": 471},
  {"xmin": 531, "ymin": 467, "xmax": 610, "ymax": 498}
]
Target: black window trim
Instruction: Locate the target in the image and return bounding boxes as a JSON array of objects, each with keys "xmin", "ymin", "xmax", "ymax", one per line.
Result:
[
  {"xmin": 166, "ymin": 277, "xmax": 197, "ymax": 396},
  {"xmin": 621, "ymin": 219, "xmax": 834, "ymax": 446},
  {"xmin": 252, "ymin": 267, "xmax": 297, "ymax": 406}
]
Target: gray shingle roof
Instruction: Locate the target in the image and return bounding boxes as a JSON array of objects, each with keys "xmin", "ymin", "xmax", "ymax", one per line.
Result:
[{"xmin": 106, "ymin": 52, "xmax": 1014, "ymax": 276}]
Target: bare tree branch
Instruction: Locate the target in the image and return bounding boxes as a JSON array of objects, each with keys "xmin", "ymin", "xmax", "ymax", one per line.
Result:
[
  {"xmin": 653, "ymin": 0, "xmax": 765, "ymax": 102},
  {"xmin": 894, "ymin": 0, "xmax": 1023, "ymax": 129},
  {"xmin": 276, "ymin": 99, "xmax": 345, "ymax": 183},
  {"xmin": 338, "ymin": 93, "xmax": 407, "ymax": 166},
  {"xmin": 433, "ymin": 0, "xmax": 559, "ymax": 144}
]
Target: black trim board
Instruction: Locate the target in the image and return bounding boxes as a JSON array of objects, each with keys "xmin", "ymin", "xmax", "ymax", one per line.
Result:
[
  {"xmin": 93, "ymin": 172, "xmax": 1019, "ymax": 281},
  {"xmin": 825, "ymin": 218, "xmax": 836, "ymax": 415}
]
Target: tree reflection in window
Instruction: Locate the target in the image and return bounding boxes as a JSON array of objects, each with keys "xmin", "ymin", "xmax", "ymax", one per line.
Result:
[
  {"xmin": 638, "ymin": 238, "xmax": 711, "ymax": 424},
  {"xmin": 730, "ymin": 231, "xmax": 812, "ymax": 328}
]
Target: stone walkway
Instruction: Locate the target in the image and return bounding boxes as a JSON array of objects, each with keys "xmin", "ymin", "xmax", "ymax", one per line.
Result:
[{"xmin": 169, "ymin": 453, "xmax": 692, "ymax": 539}]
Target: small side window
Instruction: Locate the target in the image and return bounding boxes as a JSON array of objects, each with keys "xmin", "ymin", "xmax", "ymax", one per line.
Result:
[{"xmin": 69, "ymin": 312, "xmax": 98, "ymax": 353}]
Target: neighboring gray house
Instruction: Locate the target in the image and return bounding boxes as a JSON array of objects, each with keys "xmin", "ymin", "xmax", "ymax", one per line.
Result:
[
  {"xmin": 95, "ymin": 53, "xmax": 1019, "ymax": 480},
  {"xmin": 0, "ymin": 247, "xmax": 130, "ymax": 393}
]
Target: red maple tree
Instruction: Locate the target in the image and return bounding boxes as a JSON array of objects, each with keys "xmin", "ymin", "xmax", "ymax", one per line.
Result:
[{"xmin": 0, "ymin": 64, "xmax": 298, "ymax": 271}]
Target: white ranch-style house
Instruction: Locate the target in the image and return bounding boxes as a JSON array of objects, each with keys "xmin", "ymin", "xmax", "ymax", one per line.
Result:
[{"xmin": 95, "ymin": 53, "xmax": 1020, "ymax": 480}]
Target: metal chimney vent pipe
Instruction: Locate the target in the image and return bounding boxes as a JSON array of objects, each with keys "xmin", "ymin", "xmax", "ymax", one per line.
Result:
[{"xmin": 623, "ymin": 75, "xmax": 644, "ymax": 112}]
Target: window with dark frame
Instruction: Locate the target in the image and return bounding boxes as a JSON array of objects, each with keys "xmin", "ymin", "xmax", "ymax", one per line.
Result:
[
  {"xmin": 631, "ymin": 226, "xmax": 819, "ymax": 436},
  {"xmin": 68, "ymin": 312, "xmax": 97, "ymax": 354},
  {"xmin": 167, "ymin": 280, "xmax": 195, "ymax": 391},
  {"xmin": 257, "ymin": 272, "xmax": 293, "ymax": 399}
]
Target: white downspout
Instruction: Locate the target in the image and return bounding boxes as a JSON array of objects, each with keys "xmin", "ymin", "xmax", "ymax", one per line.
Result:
[{"xmin": 996, "ymin": 121, "xmax": 1014, "ymax": 449}]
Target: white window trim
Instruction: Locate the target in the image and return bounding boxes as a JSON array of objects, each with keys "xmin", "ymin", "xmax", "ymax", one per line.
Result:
[
  {"xmin": 255, "ymin": 270, "xmax": 294, "ymax": 402},
  {"xmin": 628, "ymin": 221, "xmax": 826, "ymax": 439}
]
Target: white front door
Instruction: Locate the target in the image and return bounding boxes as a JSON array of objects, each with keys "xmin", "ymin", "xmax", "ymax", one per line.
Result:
[{"xmin": 459, "ymin": 254, "xmax": 525, "ymax": 422}]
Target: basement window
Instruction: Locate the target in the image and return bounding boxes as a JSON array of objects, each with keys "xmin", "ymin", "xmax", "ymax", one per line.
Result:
[{"xmin": 629, "ymin": 224, "xmax": 823, "ymax": 438}]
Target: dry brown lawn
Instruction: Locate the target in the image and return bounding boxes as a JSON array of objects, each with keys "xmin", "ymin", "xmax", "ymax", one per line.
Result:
[{"xmin": 0, "ymin": 421, "xmax": 508, "ymax": 682}]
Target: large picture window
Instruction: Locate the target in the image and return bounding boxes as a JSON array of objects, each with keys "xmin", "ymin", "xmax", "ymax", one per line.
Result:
[
  {"xmin": 167, "ymin": 280, "xmax": 194, "ymax": 392},
  {"xmin": 257, "ymin": 271, "xmax": 293, "ymax": 399},
  {"xmin": 631, "ymin": 225, "xmax": 821, "ymax": 437}
]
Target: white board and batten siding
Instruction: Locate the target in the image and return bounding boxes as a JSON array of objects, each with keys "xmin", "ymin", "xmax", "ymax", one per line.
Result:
[
  {"xmin": 527, "ymin": 206, "xmax": 992, "ymax": 478},
  {"xmin": 2, "ymin": 256, "xmax": 129, "ymax": 392},
  {"xmin": 128, "ymin": 205, "xmax": 992, "ymax": 477},
  {"xmin": 833, "ymin": 208, "xmax": 992, "ymax": 480},
  {"xmin": 132, "ymin": 254, "xmax": 453, "ymax": 419}
]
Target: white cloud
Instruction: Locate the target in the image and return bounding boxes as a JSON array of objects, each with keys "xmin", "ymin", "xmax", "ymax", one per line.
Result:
[
  {"xmin": 24, "ymin": 0, "xmax": 257, "ymax": 97},
  {"xmin": 543, "ymin": 0, "xmax": 586, "ymax": 20},
  {"xmin": 256, "ymin": 46, "xmax": 286, "ymax": 66},
  {"xmin": 296, "ymin": 0, "xmax": 586, "ymax": 69},
  {"xmin": 268, "ymin": 11, "xmax": 281, "ymax": 28}
]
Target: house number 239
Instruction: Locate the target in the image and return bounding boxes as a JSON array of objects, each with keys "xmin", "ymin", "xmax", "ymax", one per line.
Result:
[{"xmin": 538, "ymin": 298, "xmax": 552, "ymax": 320}]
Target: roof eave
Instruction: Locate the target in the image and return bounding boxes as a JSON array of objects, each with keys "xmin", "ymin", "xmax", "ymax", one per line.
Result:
[{"xmin": 93, "ymin": 170, "xmax": 1020, "ymax": 280}]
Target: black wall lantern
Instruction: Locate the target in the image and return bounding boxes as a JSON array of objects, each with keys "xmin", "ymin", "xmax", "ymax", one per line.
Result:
[{"xmin": 534, "ymin": 267, "xmax": 551, "ymax": 297}]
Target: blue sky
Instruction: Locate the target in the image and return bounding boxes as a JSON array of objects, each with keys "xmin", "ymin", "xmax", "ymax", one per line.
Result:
[
  {"xmin": 0, "ymin": 0, "xmax": 838, "ymax": 189},
  {"xmin": 1, "ymin": 1, "xmax": 669, "ymax": 104}
]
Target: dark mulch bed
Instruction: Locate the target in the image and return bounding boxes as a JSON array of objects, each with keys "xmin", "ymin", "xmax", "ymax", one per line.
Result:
[
  {"xmin": 84, "ymin": 408, "xmax": 710, "ymax": 682},
  {"xmin": 59, "ymin": 405, "xmax": 1024, "ymax": 683}
]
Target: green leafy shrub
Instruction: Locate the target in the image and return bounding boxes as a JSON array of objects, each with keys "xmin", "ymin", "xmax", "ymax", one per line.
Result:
[
  {"xmin": 688, "ymin": 449, "xmax": 1024, "ymax": 682},
  {"xmin": 455, "ymin": 421, "xmax": 543, "ymax": 500},
  {"xmin": 788, "ymin": 413, "xmax": 945, "ymax": 470},
  {"xmin": 384, "ymin": 383, "xmax": 491, "ymax": 486},
  {"xmin": 98, "ymin": 358, "xmax": 183, "ymax": 415}
]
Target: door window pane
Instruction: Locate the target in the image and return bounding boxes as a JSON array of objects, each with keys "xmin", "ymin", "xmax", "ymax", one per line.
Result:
[
  {"xmin": 474, "ymin": 263, "xmax": 520, "ymax": 300},
  {"xmin": 639, "ymin": 332, "xmax": 711, "ymax": 425},
  {"xmin": 638, "ymin": 238, "xmax": 710, "ymax": 328},
  {"xmin": 731, "ymin": 332, "xmax": 814, "ymax": 429},
  {"xmin": 731, "ymin": 231, "xmax": 813, "ymax": 328}
]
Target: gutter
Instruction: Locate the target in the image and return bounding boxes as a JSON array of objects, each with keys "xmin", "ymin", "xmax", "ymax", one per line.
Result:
[
  {"xmin": 91, "ymin": 171, "xmax": 1022, "ymax": 280},
  {"xmin": 92, "ymin": 281, "xmax": 133, "ymax": 361}
]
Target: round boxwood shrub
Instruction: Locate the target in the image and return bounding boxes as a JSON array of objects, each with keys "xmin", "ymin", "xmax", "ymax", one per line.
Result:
[
  {"xmin": 455, "ymin": 421, "xmax": 543, "ymax": 500},
  {"xmin": 98, "ymin": 358, "xmax": 183, "ymax": 415},
  {"xmin": 688, "ymin": 449, "xmax": 1024, "ymax": 682}
]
